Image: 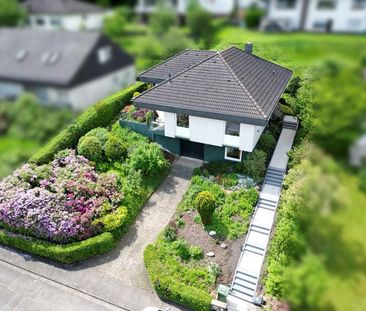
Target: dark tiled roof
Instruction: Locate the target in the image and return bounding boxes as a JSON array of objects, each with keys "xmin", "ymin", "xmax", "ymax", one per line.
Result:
[
  {"xmin": 24, "ymin": 0, "xmax": 103, "ymax": 15},
  {"xmin": 133, "ymin": 46, "xmax": 292, "ymax": 125},
  {"xmin": 0, "ymin": 28, "xmax": 134, "ymax": 87},
  {"xmin": 138, "ymin": 49, "xmax": 216, "ymax": 84}
]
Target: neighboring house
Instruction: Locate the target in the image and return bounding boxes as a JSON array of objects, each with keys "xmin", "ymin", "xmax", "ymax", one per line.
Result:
[
  {"xmin": 131, "ymin": 44, "xmax": 292, "ymax": 162},
  {"xmin": 23, "ymin": 0, "xmax": 110, "ymax": 31},
  {"xmin": 0, "ymin": 28, "xmax": 135, "ymax": 111},
  {"xmin": 350, "ymin": 134, "xmax": 366, "ymax": 167},
  {"xmin": 136, "ymin": 0, "xmax": 235, "ymax": 22},
  {"xmin": 263, "ymin": 0, "xmax": 366, "ymax": 33}
]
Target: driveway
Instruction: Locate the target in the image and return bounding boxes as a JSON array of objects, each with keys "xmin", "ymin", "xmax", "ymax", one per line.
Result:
[{"xmin": 0, "ymin": 157, "xmax": 201, "ymax": 311}]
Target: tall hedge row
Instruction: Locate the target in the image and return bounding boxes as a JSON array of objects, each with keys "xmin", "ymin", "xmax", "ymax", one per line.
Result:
[{"xmin": 29, "ymin": 82, "xmax": 146, "ymax": 164}]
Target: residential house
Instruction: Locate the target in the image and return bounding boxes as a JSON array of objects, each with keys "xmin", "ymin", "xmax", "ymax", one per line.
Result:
[
  {"xmin": 262, "ymin": 0, "xmax": 366, "ymax": 33},
  {"xmin": 0, "ymin": 28, "xmax": 135, "ymax": 111},
  {"xmin": 136, "ymin": 0, "xmax": 235, "ymax": 23},
  {"xmin": 23, "ymin": 0, "xmax": 110, "ymax": 31},
  {"xmin": 130, "ymin": 44, "xmax": 292, "ymax": 162}
]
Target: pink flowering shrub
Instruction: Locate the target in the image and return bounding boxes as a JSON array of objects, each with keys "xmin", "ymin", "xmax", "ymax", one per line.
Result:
[{"xmin": 0, "ymin": 150, "xmax": 123, "ymax": 244}]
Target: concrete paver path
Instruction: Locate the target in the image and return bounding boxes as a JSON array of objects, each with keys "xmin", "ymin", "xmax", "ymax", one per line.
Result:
[{"xmin": 82, "ymin": 156, "xmax": 203, "ymax": 290}]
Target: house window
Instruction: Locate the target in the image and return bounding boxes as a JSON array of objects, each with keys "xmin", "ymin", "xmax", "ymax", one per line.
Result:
[
  {"xmin": 50, "ymin": 17, "xmax": 62, "ymax": 26},
  {"xmin": 352, "ymin": 0, "xmax": 366, "ymax": 9},
  {"xmin": 276, "ymin": 0, "xmax": 297, "ymax": 9},
  {"xmin": 317, "ymin": 0, "xmax": 337, "ymax": 9},
  {"xmin": 225, "ymin": 147, "xmax": 242, "ymax": 162},
  {"xmin": 36, "ymin": 17, "xmax": 45, "ymax": 25},
  {"xmin": 98, "ymin": 46, "xmax": 112, "ymax": 64},
  {"xmin": 177, "ymin": 114, "xmax": 189, "ymax": 128},
  {"xmin": 225, "ymin": 122, "xmax": 240, "ymax": 136}
]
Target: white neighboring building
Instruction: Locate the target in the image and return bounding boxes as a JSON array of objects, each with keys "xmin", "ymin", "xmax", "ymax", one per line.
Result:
[
  {"xmin": 23, "ymin": 0, "xmax": 110, "ymax": 31},
  {"xmin": 350, "ymin": 135, "xmax": 366, "ymax": 167},
  {"xmin": 136, "ymin": 0, "xmax": 235, "ymax": 22},
  {"xmin": 263, "ymin": 0, "xmax": 366, "ymax": 33},
  {"xmin": 0, "ymin": 28, "xmax": 135, "ymax": 111}
]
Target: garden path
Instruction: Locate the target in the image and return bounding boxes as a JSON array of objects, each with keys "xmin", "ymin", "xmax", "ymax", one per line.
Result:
[{"xmin": 227, "ymin": 116, "xmax": 298, "ymax": 311}]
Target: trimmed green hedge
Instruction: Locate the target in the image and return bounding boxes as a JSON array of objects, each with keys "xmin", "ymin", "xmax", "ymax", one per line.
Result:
[
  {"xmin": 144, "ymin": 245, "xmax": 212, "ymax": 311},
  {"xmin": 30, "ymin": 82, "xmax": 146, "ymax": 164},
  {"xmin": 0, "ymin": 230, "xmax": 115, "ymax": 264}
]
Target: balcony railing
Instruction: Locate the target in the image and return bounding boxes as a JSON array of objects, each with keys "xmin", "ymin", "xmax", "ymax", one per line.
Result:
[{"xmin": 150, "ymin": 120, "xmax": 165, "ymax": 134}]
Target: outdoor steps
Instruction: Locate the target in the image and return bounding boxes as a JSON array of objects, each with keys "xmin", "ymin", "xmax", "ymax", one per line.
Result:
[
  {"xmin": 231, "ymin": 270, "xmax": 259, "ymax": 302},
  {"xmin": 227, "ymin": 116, "xmax": 299, "ymax": 309},
  {"xmin": 264, "ymin": 167, "xmax": 285, "ymax": 187}
]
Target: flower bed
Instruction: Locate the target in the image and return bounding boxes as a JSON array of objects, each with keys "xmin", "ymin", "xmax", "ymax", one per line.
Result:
[
  {"xmin": 0, "ymin": 121, "xmax": 170, "ymax": 263},
  {"xmin": 144, "ymin": 174, "xmax": 259, "ymax": 310}
]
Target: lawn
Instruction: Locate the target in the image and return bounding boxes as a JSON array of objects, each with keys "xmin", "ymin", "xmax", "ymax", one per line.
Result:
[
  {"xmin": 214, "ymin": 27, "xmax": 366, "ymax": 75},
  {"xmin": 0, "ymin": 136, "xmax": 39, "ymax": 178}
]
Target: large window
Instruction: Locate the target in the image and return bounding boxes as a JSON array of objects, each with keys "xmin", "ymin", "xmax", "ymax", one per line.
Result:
[
  {"xmin": 317, "ymin": 0, "xmax": 337, "ymax": 9},
  {"xmin": 225, "ymin": 147, "xmax": 242, "ymax": 162},
  {"xmin": 225, "ymin": 122, "xmax": 240, "ymax": 136},
  {"xmin": 177, "ymin": 114, "xmax": 189, "ymax": 128},
  {"xmin": 352, "ymin": 0, "xmax": 366, "ymax": 9},
  {"xmin": 276, "ymin": 0, "xmax": 297, "ymax": 9}
]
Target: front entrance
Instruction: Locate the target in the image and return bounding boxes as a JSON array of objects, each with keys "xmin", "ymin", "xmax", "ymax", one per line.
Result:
[{"xmin": 180, "ymin": 139, "xmax": 204, "ymax": 160}]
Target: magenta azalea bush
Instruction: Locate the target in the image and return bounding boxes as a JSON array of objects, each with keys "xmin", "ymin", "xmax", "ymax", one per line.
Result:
[{"xmin": 0, "ymin": 150, "xmax": 123, "ymax": 244}]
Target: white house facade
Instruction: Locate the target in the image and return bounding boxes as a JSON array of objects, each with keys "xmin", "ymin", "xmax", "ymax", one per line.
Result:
[
  {"xmin": 0, "ymin": 29, "xmax": 135, "ymax": 111},
  {"xmin": 264, "ymin": 0, "xmax": 366, "ymax": 33},
  {"xmin": 24, "ymin": 0, "xmax": 110, "ymax": 31}
]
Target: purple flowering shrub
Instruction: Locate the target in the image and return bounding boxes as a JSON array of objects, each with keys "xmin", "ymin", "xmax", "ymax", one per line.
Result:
[{"xmin": 0, "ymin": 150, "xmax": 123, "ymax": 244}]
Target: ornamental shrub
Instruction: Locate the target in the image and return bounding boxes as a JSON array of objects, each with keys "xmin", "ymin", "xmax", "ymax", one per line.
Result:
[
  {"xmin": 79, "ymin": 127, "xmax": 109, "ymax": 146},
  {"xmin": 104, "ymin": 135, "xmax": 127, "ymax": 162},
  {"xmin": 245, "ymin": 5, "xmax": 265, "ymax": 29},
  {"xmin": 77, "ymin": 136, "xmax": 104, "ymax": 163},
  {"xmin": 172, "ymin": 238, "xmax": 191, "ymax": 261},
  {"xmin": 190, "ymin": 245, "xmax": 204, "ymax": 260},
  {"xmin": 195, "ymin": 191, "xmax": 217, "ymax": 225},
  {"xmin": 240, "ymin": 149, "xmax": 267, "ymax": 181},
  {"xmin": 257, "ymin": 132, "xmax": 276, "ymax": 156},
  {"xmin": 163, "ymin": 227, "xmax": 177, "ymax": 242},
  {"xmin": 128, "ymin": 143, "xmax": 168, "ymax": 176}
]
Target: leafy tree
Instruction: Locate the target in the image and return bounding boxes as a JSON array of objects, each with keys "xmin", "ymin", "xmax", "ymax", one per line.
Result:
[
  {"xmin": 5, "ymin": 94, "xmax": 74, "ymax": 144},
  {"xmin": 244, "ymin": 5, "xmax": 265, "ymax": 29},
  {"xmin": 162, "ymin": 27, "xmax": 195, "ymax": 58},
  {"xmin": 195, "ymin": 190, "xmax": 216, "ymax": 225},
  {"xmin": 0, "ymin": 0, "xmax": 25, "ymax": 26},
  {"xmin": 186, "ymin": 0, "xmax": 214, "ymax": 49},
  {"xmin": 285, "ymin": 76, "xmax": 302, "ymax": 97},
  {"xmin": 103, "ymin": 6, "xmax": 127, "ymax": 37},
  {"xmin": 150, "ymin": 0, "xmax": 176, "ymax": 36}
]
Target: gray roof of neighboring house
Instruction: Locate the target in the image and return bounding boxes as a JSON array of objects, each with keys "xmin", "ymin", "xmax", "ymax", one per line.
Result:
[
  {"xmin": 138, "ymin": 49, "xmax": 216, "ymax": 84},
  {"xmin": 23, "ymin": 0, "xmax": 104, "ymax": 15},
  {"xmin": 133, "ymin": 46, "xmax": 292, "ymax": 126},
  {"xmin": 0, "ymin": 28, "xmax": 134, "ymax": 88}
]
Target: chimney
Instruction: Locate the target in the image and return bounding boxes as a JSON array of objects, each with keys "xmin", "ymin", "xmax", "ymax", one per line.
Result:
[{"xmin": 245, "ymin": 42, "xmax": 253, "ymax": 54}]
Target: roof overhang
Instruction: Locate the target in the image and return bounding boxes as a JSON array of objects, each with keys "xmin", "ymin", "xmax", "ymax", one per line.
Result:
[
  {"xmin": 137, "ymin": 76, "xmax": 165, "ymax": 85},
  {"xmin": 133, "ymin": 99, "xmax": 268, "ymax": 126}
]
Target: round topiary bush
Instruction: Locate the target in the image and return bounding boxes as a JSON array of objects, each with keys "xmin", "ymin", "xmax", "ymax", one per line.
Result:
[
  {"xmin": 77, "ymin": 136, "xmax": 104, "ymax": 162},
  {"xmin": 195, "ymin": 190, "xmax": 216, "ymax": 225},
  {"xmin": 104, "ymin": 135, "xmax": 127, "ymax": 162},
  {"xmin": 79, "ymin": 127, "xmax": 109, "ymax": 146}
]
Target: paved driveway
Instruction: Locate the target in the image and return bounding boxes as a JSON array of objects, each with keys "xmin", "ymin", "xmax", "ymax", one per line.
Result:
[{"xmin": 0, "ymin": 157, "xmax": 201, "ymax": 311}]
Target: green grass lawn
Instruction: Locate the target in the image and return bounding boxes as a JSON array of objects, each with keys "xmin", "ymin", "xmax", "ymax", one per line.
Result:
[
  {"xmin": 214, "ymin": 27, "xmax": 366, "ymax": 75},
  {"xmin": 0, "ymin": 137, "xmax": 39, "ymax": 178}
]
